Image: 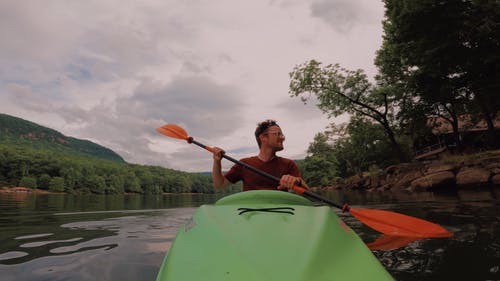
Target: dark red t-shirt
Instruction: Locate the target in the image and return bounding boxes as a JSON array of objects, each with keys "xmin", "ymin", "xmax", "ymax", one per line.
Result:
[{"xmin": 224, "ymin": 156, "xmax": 301, "ymax": 191}]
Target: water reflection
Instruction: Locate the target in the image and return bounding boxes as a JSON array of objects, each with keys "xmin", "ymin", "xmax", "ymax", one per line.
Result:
[
  {"xmin": 312, "ymin": 188, "xmax": 500, "ymax": 280},
  {"xmin": 367, "ymin": 235, "xmax": 423, "ymax": 250},
  {"xmin": 0, "ymin": 193, "xmax": 213, "ymax": 281},
  {"xmin": 0, "ymin": 213, "xmax": 119, "ymax": 265},
  {"xmin": 0, "ymin": 206, "xmax": 196, "ymax": 281}
]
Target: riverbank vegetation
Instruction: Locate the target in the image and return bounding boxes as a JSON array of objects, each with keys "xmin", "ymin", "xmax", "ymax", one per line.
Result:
[
  {"xmin": 0, "ymin": 113, "xmax": 241, "ymax": 195},
  {"xmin": 294, "ymin": 0, "xmax": 499, "ymax": 187},
  {"xmin": 0, "ymin": 144, "xmax": 240, "ymax": 195}
]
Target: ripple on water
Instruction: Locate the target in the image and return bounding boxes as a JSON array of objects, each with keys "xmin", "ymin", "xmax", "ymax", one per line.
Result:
[
  {"xmin": 20, "ymin": 237, "xmax": 83, "ymax": 248},
  {"xmin": 0, "ymin": 251, "xmax": 29, "ymax": 261},
  {"xmin": 15, "ymin": 233, "xmax": 54, "ymax": 240},
  {"xmin": 50, "ymin": 243, "xmax": 118, "ymax": 254}
]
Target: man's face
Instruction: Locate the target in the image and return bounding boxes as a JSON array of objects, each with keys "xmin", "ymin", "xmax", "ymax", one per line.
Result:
[{"xmin": 263, "ymin": 125, "xmax": 285, "ymax": 151}]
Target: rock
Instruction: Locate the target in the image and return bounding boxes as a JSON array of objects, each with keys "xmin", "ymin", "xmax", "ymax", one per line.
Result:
[
  {"xmin": 326, "ymin": 151, "xmax": 499, "ymax": 192},
  {"xmin": 393, "ymin": 170, "xmax": 424, "ymax": 189},
  {"xmin": 456, "ymin": 168, "xmax": 491, "ymax": 187},
  {"xmin": 410, "ymin": 171, "xmax": 455, "ymax": 191},
  {"xmin": 385, "ymin": 165, "xmax": 399, "ymax": 175},
  {"xmin": 476, "ymin": 155, "xmax": 500, "ymax": 166},
  {"xmin": 426, "ymin": 164, "xmax": 456, "ymax": 174},
  {"xmin": 380, "ymin": 184, "xmax": 391, "ymax": 190},
  {"xmin": 344, "ymin": 175, "xmax": 363, "ymax": 189},
  {"xmin": 485, "ymin": 163, "xmax": 500, "ymax": 174},
  {"xmin": 492, "ymin": 174, "xmax": 500, "ymax": 186}
]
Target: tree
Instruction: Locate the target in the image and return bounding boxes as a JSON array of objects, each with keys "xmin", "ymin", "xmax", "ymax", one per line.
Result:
[
  {"xmin": 301, "ymin": 133, "xmax": 339, "ymax": 187},
  {"xmin": 60, "ymin": 166, "xmax": 79, "ymax": 193},
  {"xmin": 86, "ymin": 175, "xmax": 107, "ymax": 194},
  {"xmin": 124, "ymin": 172, "xmax": 142, "ymax": 193},
  {"xmin": 19, "ymin": 176, "xmax": 37, "ymax": 189},
  {"xmin": 48, "ymin": 177, "xmax": 65, "ymax": 192},
  {"xmin": 462, "ymin": 0, "xmax": 500, "ymax": 131},
  {"xmin": 330, "ymin": 117, "xmax": 402, "ymax": 177},
  {"xmin": 289, "ymin": 60, "xmax": 407, "ymax": 161},
  {"xmin": 135, "ymin": 168, "xmax": 162, "ymax": 194},
  {"xmin": 106, "ymin": 174, "xmax": 125, "ymax": 194},
  {"xmin": 378, "ymin": 0, "xmax": 470, "ymax": 148},
  {"xmin": 38, "ymin": 174, "xmax": 51, "ymax": 190},
  {"xmin": 376, "ymin": 0, "xmax": 499, "ymax": 148}
]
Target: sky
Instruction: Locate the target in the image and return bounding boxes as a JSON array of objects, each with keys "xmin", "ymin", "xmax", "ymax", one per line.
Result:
[{"xmin": 0, "ymin": 0, "xmax": 385, "ymax": 172}]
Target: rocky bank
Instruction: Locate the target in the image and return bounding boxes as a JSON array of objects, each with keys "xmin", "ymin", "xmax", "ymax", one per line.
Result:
[{"xmin": 325, "ymin": 150, "xmax": 500, "ymax": 192}]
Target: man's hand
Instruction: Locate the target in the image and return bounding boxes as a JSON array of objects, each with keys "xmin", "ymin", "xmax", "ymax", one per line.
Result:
[
  {"xmin": 212, "ymin": 147, "xmax": 225, "ymax": 162},
  {"xmin": 278, "ymin": 175, "xmax": 308, "ymax": 191}
]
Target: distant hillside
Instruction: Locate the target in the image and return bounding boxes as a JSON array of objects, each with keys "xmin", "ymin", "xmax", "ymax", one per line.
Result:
[{"xmin": 0, "ymin": 113, "xmax": 125, "ymax": 163}]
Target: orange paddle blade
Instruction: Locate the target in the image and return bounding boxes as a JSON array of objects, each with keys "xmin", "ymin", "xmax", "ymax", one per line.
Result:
[
  {"xmin": 349, "ymin": 208, "xmax": 453, "ymax": 238},
  {"xmin": 367, "ymin": 235, "xmax": 422, "ymax": 250},
  {"xmin": 156, "ymin": 124, "xmax": 189, "ymax": 140}
]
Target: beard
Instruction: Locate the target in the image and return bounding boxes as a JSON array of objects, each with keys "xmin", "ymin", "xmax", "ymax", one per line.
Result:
[{"xmin": 274, "ymin": 144, "xmax": 284, "ymax": 152}]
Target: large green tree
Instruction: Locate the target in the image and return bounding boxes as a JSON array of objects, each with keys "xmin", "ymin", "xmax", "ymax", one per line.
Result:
[
  {"xmin": 289, "ymin": 60, "xmax": 407, "ymax": 161},
  {"xmin": 463, "ymin": 0, "xmax": 500, "ymax": 133},
  {"xmin": 376, "ymin": 0, "xmax": 499, "ymax": 147}
]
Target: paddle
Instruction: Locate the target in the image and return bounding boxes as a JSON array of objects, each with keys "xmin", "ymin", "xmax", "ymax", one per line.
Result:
[
  {"xmin": 156, "ymin": 123, "xmax": 453, "ymax": 238},
  {"xmin": 367, "ymin": 235, "xmax": 422, "ymax": 250}
]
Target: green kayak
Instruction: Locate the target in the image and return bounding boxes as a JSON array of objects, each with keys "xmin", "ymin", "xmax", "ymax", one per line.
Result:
[{"xmin": 156, "ymin": 190, "xmax": 394, "ymax": 281}]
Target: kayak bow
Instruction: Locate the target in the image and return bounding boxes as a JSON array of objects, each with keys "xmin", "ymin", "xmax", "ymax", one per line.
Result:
[{"xmin": 156, "ymin": 190, "xmax": 395, "ymax": 281}]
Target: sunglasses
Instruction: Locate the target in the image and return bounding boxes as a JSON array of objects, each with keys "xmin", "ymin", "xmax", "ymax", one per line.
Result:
[{"xmin": 265, "ymin": 132, "xmax": 285, "ymax": 138}]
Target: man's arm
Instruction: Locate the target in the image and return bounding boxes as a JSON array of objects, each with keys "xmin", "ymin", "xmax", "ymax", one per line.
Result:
[{"xmin": 212, "ymin": 147, "xmax": 231, "ymax": 189}]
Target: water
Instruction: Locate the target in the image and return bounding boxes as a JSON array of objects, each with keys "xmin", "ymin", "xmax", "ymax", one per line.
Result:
[
  {"xmin": 0, "ymin": 190, "xmax": 499, "ymax": 281},
  {"xmin": 331, "ymin": 189, "xmax": 500, "ymax": 281}
]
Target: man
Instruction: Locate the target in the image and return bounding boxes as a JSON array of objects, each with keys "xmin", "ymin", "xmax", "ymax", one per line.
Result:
[{"xmin": 212, "ymin": 119, "xmax": 308, "ymax": 191}]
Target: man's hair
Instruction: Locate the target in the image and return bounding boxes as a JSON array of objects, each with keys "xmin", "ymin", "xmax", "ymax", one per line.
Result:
[{"xmin": 255, "ymin": 119, "xmax": 279, "ymax": 148}]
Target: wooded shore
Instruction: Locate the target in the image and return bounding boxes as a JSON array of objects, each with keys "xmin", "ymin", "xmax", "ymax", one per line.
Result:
[{"xmin": 321, "ymin": 150, "xmax": 500, "ymax": 192}]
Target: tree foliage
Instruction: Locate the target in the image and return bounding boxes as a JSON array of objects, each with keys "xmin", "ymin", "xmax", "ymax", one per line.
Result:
[
  {"xmin": 19, "ymin": 176, "xmax": 37, "ymax": 189},
  {"xmin": 302, "ymin": 117, "xmax": 404, "ymax": 184},
  {"xmin": 49, "ymin": 177, "xmax": 65, "ymax": 192},
  {"xmin": 0, "ymin": 144, "xmax": 222, "ymax": 195},
  {"xmin": 0, "ymin": 113, "xmax": 125, "ymax": 162},
  {"xmin": 301, "ymin": 133, "xmax": 339, "ymax": 187},
  {"xmin": 289, "ymin": 60, "xmax": 407, "ymax": 161},
  {"xmin": 292, "ymin": 0, "xmax": 498, "ymax": 186},
  {"xmin": 376, "ymin": 0, "xmax": 499, "ymax": 147}
]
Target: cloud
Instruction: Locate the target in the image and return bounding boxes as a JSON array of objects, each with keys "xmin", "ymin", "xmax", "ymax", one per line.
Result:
[
  {"xmin": 0, "ymin": 0, "xmax": 385, "ymax": 172},
  {"xmin": 6, "ymin": 84, "xmax": 51, "ymax": 113},
  {"xmin": 310, "ymin": 0, "xmax": 380, "ymax": 33},
  {"xmin": 276, "ymin": 95, "xmax": 324, "ymax": 121},
  {"xmin": 29, "ymin": 75, "xmax": 246, "ymax": 169},
  {"xmin": 116, "ymin": 76, "xmax": 245, "ymax": 137}
]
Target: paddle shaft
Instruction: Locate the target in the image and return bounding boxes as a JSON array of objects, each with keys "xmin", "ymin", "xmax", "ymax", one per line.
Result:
[{"xmin": 190, "ymin": 138, "xmax": 346, "ymax": 210}]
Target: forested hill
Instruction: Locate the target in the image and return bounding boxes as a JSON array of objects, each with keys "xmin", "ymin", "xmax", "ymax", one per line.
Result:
[
  {"xmin": 0, "ymin": 113, "xmax": 242, "ymax": 195},
  {"xmin": 0, "ymin": 113, "xmax": 124, "ymax": 163}
]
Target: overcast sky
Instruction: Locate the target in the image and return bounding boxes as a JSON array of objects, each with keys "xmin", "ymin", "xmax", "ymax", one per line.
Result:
[{"xmin": 0, "ymin": 0, "xmax": 385, "ymax": 172}]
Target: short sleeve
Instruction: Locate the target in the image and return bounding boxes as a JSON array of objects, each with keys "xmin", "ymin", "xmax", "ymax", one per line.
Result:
[{"xmin": 224, "ymin": 163, "xmax": 242, "ymax": 184}]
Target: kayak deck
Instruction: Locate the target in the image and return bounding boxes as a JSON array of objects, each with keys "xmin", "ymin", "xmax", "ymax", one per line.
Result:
[{"xmin": 156, "ymin": 190, "xmax": 393, "ymax": 281}]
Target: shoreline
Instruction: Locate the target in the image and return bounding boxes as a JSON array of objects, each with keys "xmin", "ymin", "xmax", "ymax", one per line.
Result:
[
  {"xmin": 0, "ymin": 187, "xmax": 55, "ymax": 194},
  {"xmin": 3, "ymin": 150, "xmax": 498, "ymax": 195},
  {"xmin": 0, "ymin": 187, "xmax": 216, "ymax": 196},
  {"xmin": 322, "ymin": 150, "xmax": 500, "ymax": 192}
]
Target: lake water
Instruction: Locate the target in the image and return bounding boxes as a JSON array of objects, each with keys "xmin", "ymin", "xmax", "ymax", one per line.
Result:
[{"xmin": 0, "ymin": 189, "xmax": 499, "ymax": 281}]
